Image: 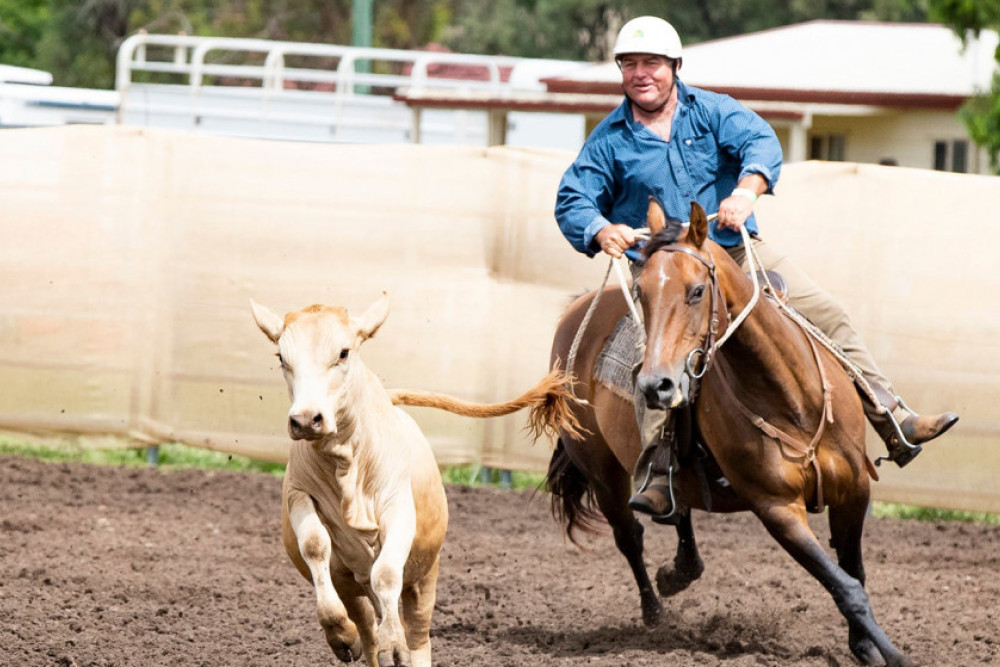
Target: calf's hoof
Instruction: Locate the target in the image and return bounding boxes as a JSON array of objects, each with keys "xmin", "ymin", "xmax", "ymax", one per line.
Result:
[
  {"xmin": 378, "ymin": 645, "xmax": 411, "ymax": 667},
  {"xmin": 324, "ymin": 627, "xmax": 363, "ymax": 663}
]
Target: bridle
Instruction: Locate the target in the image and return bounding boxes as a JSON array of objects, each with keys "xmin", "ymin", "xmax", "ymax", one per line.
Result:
[
  {"xmin": 641, "ymin": 242, "xmax": 726, "ymax": 396},
  {"xmin": 645, "ymin": 229, "xmax": 837, "ymax": 512},
  {"xmin": 642, "ymin": 218, "xmax": 768, "ymax": 385}
]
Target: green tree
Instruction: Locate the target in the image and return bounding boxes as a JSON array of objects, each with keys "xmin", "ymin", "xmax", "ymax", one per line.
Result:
[
  {"xmin": 34, "ymin": 0, "xmax": 140, "ymax": 89},
  {"xmin": 929, "ymin": 0, "xmax": 1000, "ymax": 172},
  {"xmin": 443, "ymin": 0, "xmax": 930, "ymax": 60},
  {"xmin": 0, "ymin": 0, "xmax": 50, "ymax": 69},
  {"xmin": 6, "ymin": 0, "xmax": 933, "ymax": 89}
]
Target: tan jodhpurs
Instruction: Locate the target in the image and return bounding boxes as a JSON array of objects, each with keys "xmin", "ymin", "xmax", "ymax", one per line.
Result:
[{"xmin": 724, "ymin": 236, "xmax": 894, "ymax": 396}]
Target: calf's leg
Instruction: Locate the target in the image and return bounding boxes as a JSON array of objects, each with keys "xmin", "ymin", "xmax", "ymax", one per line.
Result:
[
  {"xmin": 286, "ymin": 490, "xmax": 363, "ymax": 663},
  {"xmin": 371, "ymin": 500, "xmax": 417, "ymax": 666},
  {"xmin": 333, "ymin": 571, "xmax": 380, "ymax": 666},
  {"xmin": 400, "ymin": 557, "xmax": 440, "ymax": 667}
]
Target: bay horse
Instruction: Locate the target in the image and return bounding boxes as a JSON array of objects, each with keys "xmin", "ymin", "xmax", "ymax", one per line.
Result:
[{"xmin": 544, "ymin": 199, "xmax": 912, "ymax": 667}]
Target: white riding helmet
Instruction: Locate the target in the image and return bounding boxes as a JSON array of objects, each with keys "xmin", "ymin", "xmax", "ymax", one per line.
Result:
[{"xmin": 613, "ymin": 16, "xmax": 683, "ymax": 61}]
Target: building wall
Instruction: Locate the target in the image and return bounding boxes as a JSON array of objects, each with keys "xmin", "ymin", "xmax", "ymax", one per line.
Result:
[{"xmin": 808, "ymin": 109, "xmax": 989, "ymax": 174}]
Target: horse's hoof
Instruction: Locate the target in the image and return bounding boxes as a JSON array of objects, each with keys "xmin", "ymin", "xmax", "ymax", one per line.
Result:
[
  {"xmin": 641, "ymin": 596, "xmax": 663, "ymax": 627},
  {"xmin": 655, "ymin": 558, "xmax": 704, "ymax": 597},
  {"xmin": 850, "ymin": 638, "xmax": 885, "ymax": 667}
]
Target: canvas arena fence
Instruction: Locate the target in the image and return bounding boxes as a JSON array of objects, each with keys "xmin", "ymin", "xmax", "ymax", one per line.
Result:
[{"xmin": 1, "ymin": 126, "xmax": 997, "ymax": 512}]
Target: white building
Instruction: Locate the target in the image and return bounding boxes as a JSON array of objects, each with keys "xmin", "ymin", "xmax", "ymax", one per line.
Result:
[{"xmin": 539, "ymin": 21, "xmax": 1000, "ymax": 174}]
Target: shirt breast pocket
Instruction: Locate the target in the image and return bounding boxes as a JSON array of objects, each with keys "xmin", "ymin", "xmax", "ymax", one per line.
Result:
[{"xmin": 684, "ymin": 133, "xmax": 720, "ymax": 179}]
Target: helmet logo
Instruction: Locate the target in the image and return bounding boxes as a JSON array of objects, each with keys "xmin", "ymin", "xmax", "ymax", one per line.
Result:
[{"xmin": 632, "ymin": 29, "xmax": 644, "ymax": 38}]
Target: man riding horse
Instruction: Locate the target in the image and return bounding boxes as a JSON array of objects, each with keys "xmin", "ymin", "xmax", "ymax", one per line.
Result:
[{"xmin": 554, "ymin": 15, "xmax": 959, "ymax": 523}]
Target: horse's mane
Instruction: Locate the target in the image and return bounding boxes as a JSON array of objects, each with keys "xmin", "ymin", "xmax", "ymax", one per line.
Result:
[{"xmin": 639, "ymin": 216, "xmax": 687, "ymax": 263}]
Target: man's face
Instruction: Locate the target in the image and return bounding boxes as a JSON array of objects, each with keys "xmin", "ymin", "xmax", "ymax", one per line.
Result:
[{"xmin": 618, "ymin": 53, "xmax": 676, "ymax": 113}]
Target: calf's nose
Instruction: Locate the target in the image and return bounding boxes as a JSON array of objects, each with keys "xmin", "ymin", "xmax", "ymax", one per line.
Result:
[{"xmin": 288, "ymin": 409, "xmax": 325, "ymax": 439}]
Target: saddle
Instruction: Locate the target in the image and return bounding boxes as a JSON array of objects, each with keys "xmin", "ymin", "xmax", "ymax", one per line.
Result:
[{"xmin": 756, "ymin": 270, "xmax": 788, "ymax": 303}]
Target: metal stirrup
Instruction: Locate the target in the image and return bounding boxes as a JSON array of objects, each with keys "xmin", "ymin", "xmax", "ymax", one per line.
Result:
[{"xmin": 873, "ymin": 395, "xmax": 921, "ymax": 467}]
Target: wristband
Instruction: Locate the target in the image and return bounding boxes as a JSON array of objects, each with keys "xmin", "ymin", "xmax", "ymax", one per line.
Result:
[{"xmin": 731, "ymin": 187, "xmax": 758, "ymax": 203}]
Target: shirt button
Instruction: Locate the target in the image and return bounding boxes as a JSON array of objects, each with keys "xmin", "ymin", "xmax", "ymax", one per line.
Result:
[{"xmin": 685, "ymin": 139, "xmax": 692, "ymax": 145}]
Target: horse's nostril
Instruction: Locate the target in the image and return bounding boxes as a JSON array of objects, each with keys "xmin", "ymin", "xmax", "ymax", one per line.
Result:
[
  {"xmin": 639, "ymin": 375, "xmax": 674, "ymax": 408},
  {"xmin": 656, "ymin": 378, "xmax": 674, "ymax": 399}
]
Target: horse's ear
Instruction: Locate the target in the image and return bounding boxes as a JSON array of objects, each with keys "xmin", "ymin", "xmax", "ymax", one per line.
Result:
[
  {"xmin": 647, "ymin": 196, "xmax": 667, "ymax": 236},
  {"xmin": 353, "ymin": 290, "xmax": 390, "ymax": 342},
  {"xmin": 688, "ymin": 201, "xmax": 708, "ymax": 248}
]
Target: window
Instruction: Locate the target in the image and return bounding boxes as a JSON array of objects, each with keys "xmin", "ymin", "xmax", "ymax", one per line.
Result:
[
  {"xmin": 934, "ymin": 139, "xmax": 968, "ymax": 173},
  {"xmin": 809, "ymin": 134, "xmax": 846, "ymax": 161}
]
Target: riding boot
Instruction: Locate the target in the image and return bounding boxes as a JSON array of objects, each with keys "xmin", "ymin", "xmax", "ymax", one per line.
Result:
[
  {"xmin": 629, "ymin": 407, "xmax": 686, "ymax": 525},
  {"xmin": 862, "ymin": 389, "xmax": 959, "ymax": 468}
]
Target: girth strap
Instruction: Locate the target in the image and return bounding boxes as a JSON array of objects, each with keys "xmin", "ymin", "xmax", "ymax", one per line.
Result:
[{"xmin": 710, "ymin": 333, "xmax": 834, "ymax": 513}]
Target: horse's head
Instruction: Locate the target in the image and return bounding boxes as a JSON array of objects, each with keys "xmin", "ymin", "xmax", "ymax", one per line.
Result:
[
  {"xmin": 635, "ymin": 198, "xmax": 718, "ymax": 410},
  {"xmin": 251, "ymin": 293, "xmax": 389, "ymax": 442}
]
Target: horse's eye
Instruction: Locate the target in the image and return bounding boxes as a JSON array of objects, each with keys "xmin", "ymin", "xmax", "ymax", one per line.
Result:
[
  {"xmin": 339, "ymin": 348, "xmax": 350, "ymax": 361},
  {"xmin": 687, "ymin": 285, "xmax": 706, "ymax": 304}
]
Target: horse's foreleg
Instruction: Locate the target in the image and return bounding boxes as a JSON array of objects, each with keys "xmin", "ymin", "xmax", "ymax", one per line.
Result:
[
  {"xmin": 591, "ymin": 474, "xmax": 663, "ymax": 627},
  {"xmin": 829, "ymin": 495, "xmax": 883, "ymax": 667},
  {"xmin": 757, "ymin": 504, "xmax": 912, "ymax": 667},
  {"xmin": 655, "ymin": 511, "xmax": 704, "ymax": 597}
]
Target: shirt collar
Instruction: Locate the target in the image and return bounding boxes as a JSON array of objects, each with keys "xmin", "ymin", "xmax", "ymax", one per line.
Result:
[{"xmin": 610, "ymin": 78, "xmax": 696, "ymax": 128}]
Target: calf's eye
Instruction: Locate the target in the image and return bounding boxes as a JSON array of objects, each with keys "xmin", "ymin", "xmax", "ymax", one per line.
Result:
[{"xmin": 339, "ymin": 348, "xmax": 350, "ymax": 361}]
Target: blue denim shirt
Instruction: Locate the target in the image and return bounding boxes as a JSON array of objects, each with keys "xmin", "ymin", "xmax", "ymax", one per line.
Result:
[{"xmin": 555, "ymin": 80, "xmax": 782, "ymax": 259}]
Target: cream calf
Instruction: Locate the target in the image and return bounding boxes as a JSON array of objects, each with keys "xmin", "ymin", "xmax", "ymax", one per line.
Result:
[{"xmin": 252, "ymin": 293, "xmax": 577, "ymax": 667}]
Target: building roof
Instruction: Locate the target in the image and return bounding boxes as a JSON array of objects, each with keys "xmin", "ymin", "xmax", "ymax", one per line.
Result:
[
  {"xmin": 0, "ymin": 64, "xmax": 53, "ymax": 85},
  {"xmin": 544, "ymin": 21, "xmax": 1000, "ymax": 109}
]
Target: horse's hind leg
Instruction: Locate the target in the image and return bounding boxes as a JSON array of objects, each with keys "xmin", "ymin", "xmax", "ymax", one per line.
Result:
[
  {"xmin": 756, "ymin": 504, "xmax": 912, "ymax": 667},
  {"xmin": 655, "ymin": 512, "xmax": 705, "ymax": 597},
  {"xmin": 829, "ymin": 492, "xmax": 884, "ymax": 667}
]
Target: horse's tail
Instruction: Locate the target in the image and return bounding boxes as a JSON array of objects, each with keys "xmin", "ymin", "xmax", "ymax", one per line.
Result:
[
  {"xmin": 389, "ymin": 369, "xmax": 582, "ymax": 441},
  {"xmin": 545, "ymin": 438, "xmax": 604, "ymax": 545}
]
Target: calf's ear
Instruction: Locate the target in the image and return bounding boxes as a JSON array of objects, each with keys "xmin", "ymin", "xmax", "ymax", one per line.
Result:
[
  {"xmin": 251, "ymin": 300, "xmax": 284, "ymax": 343},
  {"xmin": 354, "ymin": 291, "xmax": 390, "ymax": 342}
]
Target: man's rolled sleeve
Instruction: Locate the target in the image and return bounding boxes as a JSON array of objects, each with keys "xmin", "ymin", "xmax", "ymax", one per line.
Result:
[
  {"xmin": 581, "ymin": 215, "xmax": 611, "ymax": 256},
  {"xmin": 739, "ymin": 163, "xmax": 778, "ymax": 194}
]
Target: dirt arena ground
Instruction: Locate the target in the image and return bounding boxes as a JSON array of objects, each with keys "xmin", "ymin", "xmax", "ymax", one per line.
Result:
[{"xmin": 1, "ymin": 454, "xmax": 997, "ymax": 667}]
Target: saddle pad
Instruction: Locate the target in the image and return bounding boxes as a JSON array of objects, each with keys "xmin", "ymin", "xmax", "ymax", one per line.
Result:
[{"xmin": 594, "ymin": 315, "xmax": 644, "ymax": 402}]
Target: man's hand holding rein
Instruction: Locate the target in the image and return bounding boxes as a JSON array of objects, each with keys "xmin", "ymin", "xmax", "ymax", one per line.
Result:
[
  {"xmin": 716, "ymin": 174, "xmax": 767, "ymax": 231},
  {"xmin": 595, "ymin": 223, "xmax": 638, "ymax": 258}
]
